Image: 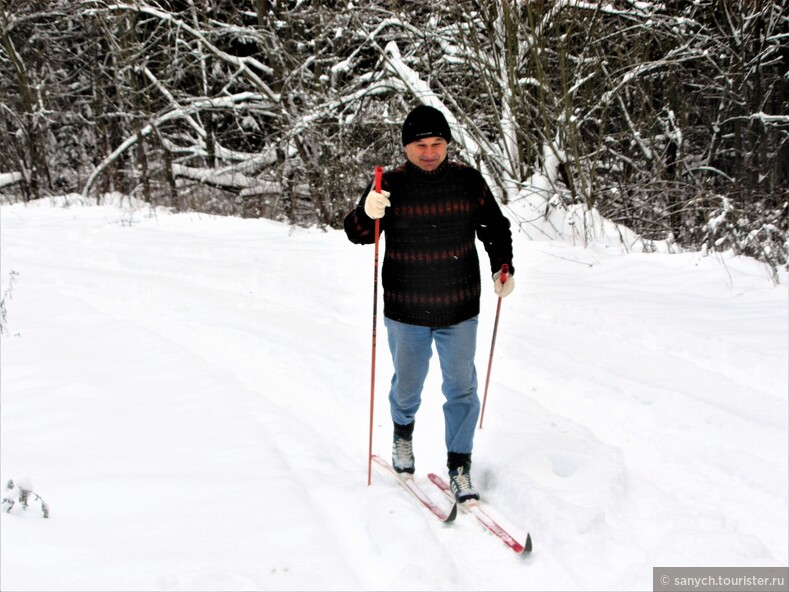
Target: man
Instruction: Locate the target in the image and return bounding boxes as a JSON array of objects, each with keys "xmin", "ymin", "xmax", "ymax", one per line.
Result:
[{"xmin": 344, "ymin": 105, "xmax": 514, "ymax": 502}]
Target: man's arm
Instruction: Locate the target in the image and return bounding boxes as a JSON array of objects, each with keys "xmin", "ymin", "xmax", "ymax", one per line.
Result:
[{"xmin": 476, "ymin": 179, "xmax": 514, "ymax": 276}]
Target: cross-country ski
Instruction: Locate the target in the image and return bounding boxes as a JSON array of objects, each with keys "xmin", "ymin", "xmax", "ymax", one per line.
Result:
[
  {"xmin": 372, "ymin": 455, "xmax": 457, "ymax": 523},
  {"xmin": 429, "ymin": 473, "xmax": 533, "ymax": 555}
]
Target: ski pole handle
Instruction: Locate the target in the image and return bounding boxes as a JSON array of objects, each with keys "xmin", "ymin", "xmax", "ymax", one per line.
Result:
[
  {"xmin": 499, "ymin": 263, "xmax": 508, "ymax": 285},
  {"xmin": 374, "ymin": 166, "xmax": 383, "ymax": 193}
]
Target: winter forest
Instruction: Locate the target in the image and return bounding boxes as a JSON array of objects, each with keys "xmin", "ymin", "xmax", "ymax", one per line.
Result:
[{"xmin": 1, "ymin": 1, "xmax": 787, "ymax": 275}]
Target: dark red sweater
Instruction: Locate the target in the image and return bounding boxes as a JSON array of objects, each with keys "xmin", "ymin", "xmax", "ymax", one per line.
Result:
[{"xmin": 344, "ymin": 159, "xmax": 514, "ymax": 327}]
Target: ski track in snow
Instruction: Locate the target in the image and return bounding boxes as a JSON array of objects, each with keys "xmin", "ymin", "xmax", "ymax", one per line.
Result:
[{"xmin": 1, "ymin": 200, "xmax": 787, "ymax": 591}]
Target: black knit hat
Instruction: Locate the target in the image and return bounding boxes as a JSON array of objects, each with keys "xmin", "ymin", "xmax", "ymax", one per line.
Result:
[{"xmin": 401, "ymin": 105, "xmax": 452, "ymax": 146}]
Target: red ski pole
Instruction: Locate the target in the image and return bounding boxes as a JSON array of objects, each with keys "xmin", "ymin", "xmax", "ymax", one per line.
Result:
[
  {"xmin": 368, "ymin": 166, "xmax": 383, "ymax": 485},
  {"xmin": 479, "ymin": 263, "xmax": 508, "ymax": 430}
]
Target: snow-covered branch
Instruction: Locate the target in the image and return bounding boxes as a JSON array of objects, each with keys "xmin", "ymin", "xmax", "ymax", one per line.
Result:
[
  {"xmin": 85, "ymin": 2, "xmax": 279, "ymax": 102},
  {"xmin": 0, "ymin": 172, "xmax": 23, "ymax": 189},
  {"xmin": 82, "ymin": 93, "xmax": 272, "ymax": 197}
]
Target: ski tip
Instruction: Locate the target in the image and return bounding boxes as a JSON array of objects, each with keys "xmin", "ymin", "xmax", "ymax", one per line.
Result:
[
  {"xmin": 445, "ymin": 503, "xmax": 458, "ymax": 523},
  {"xmin": 523, "ymin": 533, "xmax": 533, "ymax": 553}
]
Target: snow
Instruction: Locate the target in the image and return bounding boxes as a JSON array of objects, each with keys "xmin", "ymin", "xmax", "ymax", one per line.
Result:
[{"xmin": 1, "ymin": 195, "xmax": 787, "ymax": 591}]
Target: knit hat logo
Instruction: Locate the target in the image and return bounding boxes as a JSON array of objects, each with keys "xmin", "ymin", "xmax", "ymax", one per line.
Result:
[{"xmin": 402, "ymin": 105, "xmax": 452, "ymax": 146}]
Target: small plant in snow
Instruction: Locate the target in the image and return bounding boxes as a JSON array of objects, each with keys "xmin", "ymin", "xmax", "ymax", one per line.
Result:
[
  {"xmin": 0, "ymin": 269, "xmax": 19, "ymax": 336},
  {"xmin": 2, "ymin": 478, "xmax": 49, "ymax": 518}
]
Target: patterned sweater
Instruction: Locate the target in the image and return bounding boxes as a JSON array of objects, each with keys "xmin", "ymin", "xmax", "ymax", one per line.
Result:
[{"xmin": 344, "ymin": 159, "xmax": 514, "ymax": 327}]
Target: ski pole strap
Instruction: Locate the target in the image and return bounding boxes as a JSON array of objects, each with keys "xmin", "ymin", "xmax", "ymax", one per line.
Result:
[{"xmin": 500, "ymin": 263, "xmax": 508, "ymax": 284}]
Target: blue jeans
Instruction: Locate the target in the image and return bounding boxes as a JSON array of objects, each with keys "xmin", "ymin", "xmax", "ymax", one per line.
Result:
[{"xmin": 384, "ymin": 316, "xmax": 480, "ymax": 454}]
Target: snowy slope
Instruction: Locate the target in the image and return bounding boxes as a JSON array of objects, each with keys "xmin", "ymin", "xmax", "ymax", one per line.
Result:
[{"xmin": 1, "ymin": 196, "xmax": 787, "ymax": 591}]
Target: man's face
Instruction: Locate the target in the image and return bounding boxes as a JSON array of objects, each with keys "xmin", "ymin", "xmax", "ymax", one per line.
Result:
[{"xmin": 404, "ymin": 137, "xmax": 448, "ymax": 172}]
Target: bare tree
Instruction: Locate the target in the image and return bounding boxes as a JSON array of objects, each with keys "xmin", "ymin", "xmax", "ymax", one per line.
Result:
[{"xmin": 0, "ymin": 0, "xmax": 785, "ymax": 273}]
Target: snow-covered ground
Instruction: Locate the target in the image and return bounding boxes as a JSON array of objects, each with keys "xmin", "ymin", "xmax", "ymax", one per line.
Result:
[{"xmin": 1, "ymin": 194, "xmax": 787, "ymax": 591}]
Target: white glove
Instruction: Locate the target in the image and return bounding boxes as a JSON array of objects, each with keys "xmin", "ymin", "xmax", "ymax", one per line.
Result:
[
  {"xmin": 493, "ymin": 269, "xmax": 514, "ymax": 298},
  {"xmin": 364, "ymin": 189, "xmax": 391, "ymax": 219}
]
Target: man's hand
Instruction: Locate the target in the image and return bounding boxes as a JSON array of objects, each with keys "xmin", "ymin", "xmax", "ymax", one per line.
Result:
[
  {"xmin": 493, "ymin": 269, "xmax": 514, "ymax": 298},
  {"xmin": 364, "ymin": 189, "xmax": 391, "ymax": 219}
]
